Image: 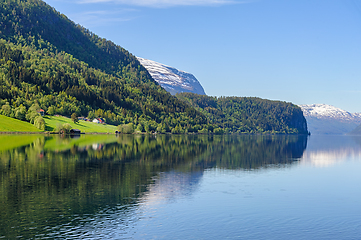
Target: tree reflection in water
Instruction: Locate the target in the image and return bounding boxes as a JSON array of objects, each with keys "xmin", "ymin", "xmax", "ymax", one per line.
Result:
[{"xmin": 0, "ymin": 134, "xmax": 308, "ymax": 239}]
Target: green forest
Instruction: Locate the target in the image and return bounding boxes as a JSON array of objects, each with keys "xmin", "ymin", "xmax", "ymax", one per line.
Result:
[
  {"xmin": 177, "ymin": 93, "xmax": 308, "ymax": 134},
  {"xmin": 0, "ymin": 0, "xmax": 308, "ymax": 134}
]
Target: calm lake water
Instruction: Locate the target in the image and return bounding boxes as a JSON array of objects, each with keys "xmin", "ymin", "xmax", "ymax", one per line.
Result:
[{"xmin": 0, "ymin": 134, "xmax": 361, "ymax": 239}]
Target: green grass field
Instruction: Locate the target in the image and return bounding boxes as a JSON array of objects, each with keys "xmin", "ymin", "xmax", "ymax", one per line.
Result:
[
  {"xmin": 0, "ymin": 115, "xmax": 43, "ymax": 132},
  {"xmin": 44, "ymin": 115, "xmax": 117, "ymax": 133},
  {"xmin": 0, "ymin": 115, "xmax": 118, "ymax": 134}
]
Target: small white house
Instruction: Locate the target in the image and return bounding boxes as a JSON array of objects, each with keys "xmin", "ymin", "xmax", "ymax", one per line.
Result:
[{"xmin": 92, "ymin": 118, "xmax": 105, "ymax": 124}]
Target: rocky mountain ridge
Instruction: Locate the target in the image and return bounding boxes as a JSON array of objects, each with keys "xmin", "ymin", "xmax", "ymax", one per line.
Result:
[
  {"xmin": 137, "ymin": 57, "xmax": 206, "ymax": 95},
  {"xmin": 299, "ymin": 104, "xmax": 361, "ymax": 135},
  {"xmin": 300, "ymin": 104, "xmax": 361, "ymax": 120}
]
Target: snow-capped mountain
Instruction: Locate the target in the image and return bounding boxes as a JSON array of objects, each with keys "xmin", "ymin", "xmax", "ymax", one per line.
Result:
[
  {"xmin": 299, "ymin": 104, "xmax": 361, "ymax": 135},
  {"xmin": 137, "ymin": 57, "xmax": 206, "ymax": 95}
]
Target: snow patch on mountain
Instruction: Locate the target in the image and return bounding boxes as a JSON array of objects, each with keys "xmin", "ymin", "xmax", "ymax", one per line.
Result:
[
  {"xmin": 137, "ymin": 57, "xmax": 206, "ymax": 95},
  {"xmin": 300, "ymin": 104, "xmax": 361, "ymax": 121},
  {"xmin": 299, "ymin": 104, "xmax": 361, "ymax": 135}
]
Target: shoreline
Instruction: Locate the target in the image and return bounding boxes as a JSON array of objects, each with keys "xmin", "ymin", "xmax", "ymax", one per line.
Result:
[
  {"xmin": 0, "ymin": 131, "xmax": 114, "ymax": 135},
  {"xmin": 0, "ymin": 131, "xmax": 310, "ymax": 136}
]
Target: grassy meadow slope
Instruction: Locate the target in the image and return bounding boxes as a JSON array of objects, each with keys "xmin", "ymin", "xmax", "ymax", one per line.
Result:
[
  {"xmin": 0, "ymin": 114, "xmax": 117, "ymax": 134},
  {"xmin": 44, "ymin": 116, "xmax": 117, "ymax": 133},
  {"xmin": 0, "ymin": 115, "xmax": 43, "ymax": 132}
]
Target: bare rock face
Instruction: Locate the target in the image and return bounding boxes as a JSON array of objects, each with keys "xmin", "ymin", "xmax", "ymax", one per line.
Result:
[
  {"xmin": 299, "ymin": 104, "xmax": 361, "ymax": 135},
  {"xmin": 137, "ymin": 57, "xmax": 206, "ymax": 95}
]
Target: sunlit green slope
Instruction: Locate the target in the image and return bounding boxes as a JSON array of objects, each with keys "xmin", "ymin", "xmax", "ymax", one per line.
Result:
[
  {"xmin": 0, "ymin": 115, "xmax": 42, "ymax": 132},
  {"xmin": 44, "ymin": 116, "xmax": 117, "ymax": 133}
]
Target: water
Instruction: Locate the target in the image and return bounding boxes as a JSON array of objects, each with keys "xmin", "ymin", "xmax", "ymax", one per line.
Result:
[{"xmin": 0, "ymin": 134, "xmax": 361, "ymax": 239}]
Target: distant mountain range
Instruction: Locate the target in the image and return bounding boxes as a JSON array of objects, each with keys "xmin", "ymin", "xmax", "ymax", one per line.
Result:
[
  {"xmin": 137, "ymin": 57, "xmax": 206, "ymax": 95},
  {"xmin": 299, "ymin": 104, "xmax": 361, "ymax": 135}
]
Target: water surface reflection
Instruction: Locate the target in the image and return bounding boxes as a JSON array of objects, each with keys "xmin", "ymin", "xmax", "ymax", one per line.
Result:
[
  {"xmin": 301, "ymin": 135, "xmax": 361, "ymax": 167},
  {"xmin": 1, "ymin": 134, "xmax": 360, "ymax": 239}
]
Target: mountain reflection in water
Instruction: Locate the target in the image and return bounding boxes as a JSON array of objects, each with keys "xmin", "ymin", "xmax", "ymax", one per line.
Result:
[
  {"xmin": 1, "ymin": 134, "xmax": 360, "ymax": 239},
  {"xmin": 301, "ymin": 135, "xmax": 361, "ymax": 167}
]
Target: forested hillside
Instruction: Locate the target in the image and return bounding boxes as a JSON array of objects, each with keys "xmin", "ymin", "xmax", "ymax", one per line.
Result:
[
  {"xmin": 0, "ymin": 0, "xmax": 207, "ymax": 132},
  {"xmin": 0, "ymin": 0, "xmax": 308, "ymax": 134},
  {"xmin": 177, "ymin": 93, "xmax": 308, "ymax": 134},
  {"xmin": 0, "ymin": 0, "xmax": 150, "ymax": 84}
]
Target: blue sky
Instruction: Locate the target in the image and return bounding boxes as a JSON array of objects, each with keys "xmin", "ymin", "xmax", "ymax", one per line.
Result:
[{"xmin": 43, "ymin": 0, "xmax": 361, "ymax": 112}]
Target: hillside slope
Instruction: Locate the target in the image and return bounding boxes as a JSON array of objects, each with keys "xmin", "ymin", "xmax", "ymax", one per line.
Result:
[
  {"xmin": 0, "ymin": 0, "xmax": 207, "ymax": 132},
  {"xmin": 0, "ymin": 0, "xmax": 151, "ymax": 84},
  {"xmin": 0, "ymin": 115, "xmax": 42, "ymax": 132}
]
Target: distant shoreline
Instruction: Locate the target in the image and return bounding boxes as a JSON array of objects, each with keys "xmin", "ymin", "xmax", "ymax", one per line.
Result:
[{"xmin": 0, "ymin": 131, "xmax": 310, "ymax": 135}]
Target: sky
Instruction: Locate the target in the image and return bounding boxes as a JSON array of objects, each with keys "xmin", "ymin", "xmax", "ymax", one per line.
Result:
[{"xmin": 43, "ymin": 0, "xmax": 361, "ymax": 113}]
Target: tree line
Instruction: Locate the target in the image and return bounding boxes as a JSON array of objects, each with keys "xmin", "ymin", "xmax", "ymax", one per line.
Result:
[{"xmin": 176, "ymin": 93, "xmax": 309, "ymax": 134}]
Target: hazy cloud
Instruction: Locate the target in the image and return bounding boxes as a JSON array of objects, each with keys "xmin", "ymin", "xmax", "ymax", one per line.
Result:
[
  {"xmin": 76, "ymin": 0, "xmax": 245, "ymax": 8},
  {"xmin": 68, "ymin": 9, "xmax": 138, "ymax": 27}
]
